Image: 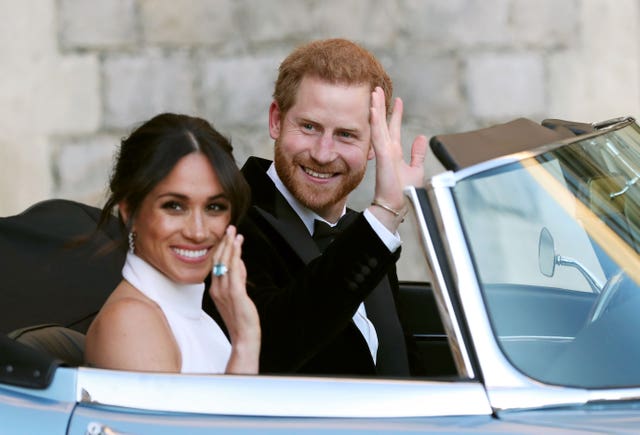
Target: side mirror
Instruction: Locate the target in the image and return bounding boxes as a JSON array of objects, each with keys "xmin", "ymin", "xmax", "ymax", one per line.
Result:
[{"xmin": 538, "ymin": 227, "xmax": 556, "ymax": 277}]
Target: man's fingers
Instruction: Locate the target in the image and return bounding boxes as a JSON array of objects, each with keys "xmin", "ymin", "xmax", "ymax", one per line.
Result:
[
  {"xmin": 369, "ymin": 88, "xmax": 388, "ymax": 152},
  {"xmin": 410, "ymin": 135, "xmax": 428, "ymax": 168},
  {"xmin": 388, "ymin": 97, "xmax": 403, "ymax": 143}
]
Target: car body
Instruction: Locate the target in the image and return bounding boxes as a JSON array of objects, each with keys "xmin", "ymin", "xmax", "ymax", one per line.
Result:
[{"xmin": 3, "ymin": 116, "xmax": 640, "ymax": 434}]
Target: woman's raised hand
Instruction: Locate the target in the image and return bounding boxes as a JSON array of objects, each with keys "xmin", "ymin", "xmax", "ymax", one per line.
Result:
[{"xmin": 209, "ymin": 225, "xmax": 261, "ymax": 374}]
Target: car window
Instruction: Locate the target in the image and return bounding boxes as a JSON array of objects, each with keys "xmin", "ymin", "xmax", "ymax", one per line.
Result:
[
  {"xmin": 452, "ymin": 126, "xmax": 640, "ymax": 388},
  {"xmin": 454, "ymin": 159, "xmax": 604, "ymax": 292}
]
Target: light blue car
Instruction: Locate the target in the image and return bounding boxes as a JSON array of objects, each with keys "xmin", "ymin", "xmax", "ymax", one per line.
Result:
[{"xmin": 3, "ymin": 116, "xmax": 640, "ymax": 434}]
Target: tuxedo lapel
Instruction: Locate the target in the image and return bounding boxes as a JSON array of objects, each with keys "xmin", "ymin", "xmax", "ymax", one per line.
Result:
[
  {"xmin": 255, "ymin": 195, "xmax": 320, "ymax": 264},
  {"xmin": 243, "ymin": 157, "xmax": 320, "ymax": 263}
]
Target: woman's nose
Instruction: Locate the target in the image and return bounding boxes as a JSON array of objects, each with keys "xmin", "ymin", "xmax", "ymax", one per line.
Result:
[{"xmin": 184, "ymin": 211, "xmax": 206, "ymax": 240}]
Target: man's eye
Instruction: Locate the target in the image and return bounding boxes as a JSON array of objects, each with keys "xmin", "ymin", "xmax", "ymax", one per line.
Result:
[
  {"xmin": 302, "ymin": 123, "xmax": 314, "ymax": 131},
  {"xmin": 338, "ymin": 131, "xmax": 353, "ymax": 139}
]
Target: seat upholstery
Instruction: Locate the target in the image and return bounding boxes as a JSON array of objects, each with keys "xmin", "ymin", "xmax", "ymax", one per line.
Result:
[
  {"xmin": 0, "ymin": 199, "xmax": 125, "ymax": 334},
  {"xmin": 9, "ymin": 324, "xmax": 85, "ymax": 367}
]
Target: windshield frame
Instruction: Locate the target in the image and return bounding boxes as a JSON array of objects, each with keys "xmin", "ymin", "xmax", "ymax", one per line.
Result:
[{"xmin": 419, "ymin": 116, "xmax": 640, "ymax": 410}]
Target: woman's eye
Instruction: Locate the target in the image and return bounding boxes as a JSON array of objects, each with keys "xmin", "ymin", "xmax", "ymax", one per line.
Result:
[
  {"xmin": 207, "ymin": 202, "xmax": 229, "ymax": 212},
  {"xmin": 161, "ymin": 201, "xmax": 183, "ymax": 211}
]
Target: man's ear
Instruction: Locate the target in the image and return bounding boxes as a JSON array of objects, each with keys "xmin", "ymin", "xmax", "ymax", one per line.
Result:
[{"xmin": 268, "ymin": 101, "xmax": 282, "ymax": 140}]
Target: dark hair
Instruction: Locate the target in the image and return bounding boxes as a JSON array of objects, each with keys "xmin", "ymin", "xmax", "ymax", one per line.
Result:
[
  {"xmin": 273, "ymin": 38, "xmax": 393, "ymax": 116},
  {"xmin": 99, "ymin": 113, "xmax": 250, "ymax": 250}
]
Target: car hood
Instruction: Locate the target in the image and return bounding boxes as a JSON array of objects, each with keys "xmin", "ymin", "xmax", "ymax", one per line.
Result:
[{"xmin": 499, "ymin": 405, "xmax": 640, "ymax": 434}]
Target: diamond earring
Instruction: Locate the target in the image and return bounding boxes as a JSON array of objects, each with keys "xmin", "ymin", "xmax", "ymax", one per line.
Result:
[{"xmin": 128, "ymin": 231, "xmax": 136, "ymax": 253}]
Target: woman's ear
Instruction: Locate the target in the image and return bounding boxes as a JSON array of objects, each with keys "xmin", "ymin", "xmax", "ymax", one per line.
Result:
[
  {"xmin": 118, "ymin": 201, "xmax": 132, "ymax": 229},
  {"xmin": 268, "ymin": 101, "xmax": 282, "ymax": 140}
]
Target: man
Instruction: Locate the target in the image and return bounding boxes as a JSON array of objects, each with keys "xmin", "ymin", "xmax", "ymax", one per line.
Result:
[{"xmin": 208, "ymin": 38, "xmax": 426, "ymax": 376}]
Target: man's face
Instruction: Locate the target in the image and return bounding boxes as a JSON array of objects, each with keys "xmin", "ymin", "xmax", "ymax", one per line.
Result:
[{"xmin": 271, "ymin": 76, "xmax": 374, "ymax": 222}]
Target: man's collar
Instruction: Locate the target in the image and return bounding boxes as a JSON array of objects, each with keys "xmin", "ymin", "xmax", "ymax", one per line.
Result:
[{"xmin": 266, "ymin": 163, "xmax": 345, "ymax": 234}]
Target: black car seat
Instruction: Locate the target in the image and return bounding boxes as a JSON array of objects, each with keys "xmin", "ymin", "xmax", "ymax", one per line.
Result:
[{"xmin": 0, "ymin": 199, "xmax": 126, "ymax": 364}]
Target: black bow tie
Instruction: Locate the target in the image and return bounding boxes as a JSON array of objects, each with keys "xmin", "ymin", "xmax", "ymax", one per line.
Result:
[{"xmin": 312, "ymin": 212, "xmax": 356, "ymax": 252}]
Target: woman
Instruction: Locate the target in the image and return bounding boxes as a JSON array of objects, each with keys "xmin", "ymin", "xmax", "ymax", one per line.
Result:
[{"xmin": 85, "ymin": 113, "xmax": 260, "ymax": 374}]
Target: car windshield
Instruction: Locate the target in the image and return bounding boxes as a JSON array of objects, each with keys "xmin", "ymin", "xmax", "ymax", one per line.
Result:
[{"xmin": 453, "ymin": 121, "xmax": 640, "ymax": 389}]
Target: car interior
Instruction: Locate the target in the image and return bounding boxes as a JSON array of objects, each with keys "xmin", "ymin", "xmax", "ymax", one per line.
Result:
[{"xmin": 0, "ymin": 196, "xmax": 459, "ymax": 386}]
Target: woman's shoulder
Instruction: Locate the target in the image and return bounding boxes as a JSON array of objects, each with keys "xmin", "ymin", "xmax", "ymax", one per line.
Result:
[
  {"xmin": 85, "ymin": 281, "xmax": 180, "ymax": 371},
  {"xmin": 92, "ymin": 281, "xmax": 167, "ymax": 332}
]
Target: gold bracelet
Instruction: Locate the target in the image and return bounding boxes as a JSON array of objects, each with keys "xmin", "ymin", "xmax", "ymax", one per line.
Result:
[{"xmin": 371, "ymin": 199, "xmax": 404, "ymax": 217}]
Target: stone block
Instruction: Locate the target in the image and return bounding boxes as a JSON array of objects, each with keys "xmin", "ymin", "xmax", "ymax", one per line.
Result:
[
  {"xmin": 0, "ymin": 136, "xmax": 51, "ymax": 217},
  {"xmin": 200, "ymin": 54, "xmax": 278, "ymax": 127},
  {"xmin": 103, "ymin": 50, "xmax": 197, "ymax": 129},
  {"xmin": 53, "ymin": 135, "xmax": 118, "ymax": 207},
  {"xmin": 392, "ymin": 55, "xmax": 464, "ymax": 131},
  {"xmin": 510, "ymin": 0, "xmax": 579, "ymax": 47},
  {"xmin": 227, "ymin": 126, "xmax": 273, "ymax": 169},
  {"xmin": 236, "ymin": 0, "xmax": 314, "ymax": 43},
  {"xmin": 403, "ymin": 0, "xmax": 510, "ymax": 49},
  {"xmin": 308, "ymin": 0, "xmax": 400, "ymax": 48},
  {"xmin": 37, "ymin": 54, "xmax": 101, "ymax": 134},
  {"xmin": 59, "ymin": 0, "xmax": 137, "ymax": 49},
  {"xmin": 466, "ymin": 53, "xmax": 545, "ymax": 120},
  {"xmin": 0, "ymin": 0, "xmax": 56, "ymax": 60},
  {"xmin": 140, "ymin": 0, "xmax": 235, "ymax": 45},
  {"xmin": 548, "ymin": 0, "xmax": 640, "ymax": 121}
]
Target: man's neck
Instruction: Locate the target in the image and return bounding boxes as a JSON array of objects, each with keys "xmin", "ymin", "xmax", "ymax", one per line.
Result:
[{"xmin": 266, "ymin": 163, "xmax": 346, "ymax": 233}]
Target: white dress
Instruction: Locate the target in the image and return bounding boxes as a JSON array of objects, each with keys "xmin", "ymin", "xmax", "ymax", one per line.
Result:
[{"xmin": 122, "ymin": 252, "xmax": 231, "ymax": 373}]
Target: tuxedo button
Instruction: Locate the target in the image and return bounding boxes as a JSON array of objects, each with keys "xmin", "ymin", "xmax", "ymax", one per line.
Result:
[
  {"xmin": 354, "ymin": 273, "xmax": 364, "ymax": 283},
  {"xmin": 368, "ymin": 258, "xmax": 378, "ymax": 268},
  {"xmin": 347, "ymin": 281, "xmax": 358, "ymax": 291},
  {"xmin": 360, "ymin": 265, "xmax": 371, "ymax": 275}
]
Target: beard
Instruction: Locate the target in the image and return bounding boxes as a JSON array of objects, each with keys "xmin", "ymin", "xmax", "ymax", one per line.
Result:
[{"xmin": 274, "ymin": 140, "xmax": 366, "ymax": 216}]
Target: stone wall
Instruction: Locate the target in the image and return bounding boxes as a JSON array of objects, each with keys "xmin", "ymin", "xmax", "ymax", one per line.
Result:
[{"xmin": 2, "ymin": 0, "xmax": 639, "ymax": 279}]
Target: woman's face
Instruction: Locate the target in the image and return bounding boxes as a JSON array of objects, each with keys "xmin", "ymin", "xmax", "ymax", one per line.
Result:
[{"xmin": 130, "ymin": 152, "xmax": 231, "ymax": 284}]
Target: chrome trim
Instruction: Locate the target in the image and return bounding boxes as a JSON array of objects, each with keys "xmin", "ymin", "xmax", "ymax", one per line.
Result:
[
  {"xmin": 404, "ymin": 186, "xmax": 475, "ymax": 378},
  {"xmin": 425, "ymin": 183, "xmax": 509, "ymax": 380},
  {"xmin": 76, "ymin": 368, "xmax": 492, "ymax": 418},
  {"xmin": 432, "ymin": 116, "xmax": 636, "ymax": 184},
  {"xmin": 499, "ymin": 336, "xmax": 573, "ymax": 343},
  {"xmin": 592, "ymin": 116, "xmax": 634, "ymax": 130},
  {"xmin": 7, "ymin": 366, "xmax": 640, "ymax": 418}
]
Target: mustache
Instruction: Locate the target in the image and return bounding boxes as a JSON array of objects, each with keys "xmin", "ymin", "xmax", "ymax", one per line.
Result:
[{"xmin": 294, "ymin": 158, "xmax": 346, "ymax": 174}]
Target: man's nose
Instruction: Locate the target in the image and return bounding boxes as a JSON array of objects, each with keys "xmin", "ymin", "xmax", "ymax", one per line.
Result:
[{"xmin": 310, "ymin": 132, "xmax": 337, "ymax": 163}]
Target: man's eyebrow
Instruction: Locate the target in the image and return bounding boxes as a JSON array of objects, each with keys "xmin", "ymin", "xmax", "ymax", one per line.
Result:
[{"xmin": 338, "ymin": 127, "xmax": 360, "ymax": 134}]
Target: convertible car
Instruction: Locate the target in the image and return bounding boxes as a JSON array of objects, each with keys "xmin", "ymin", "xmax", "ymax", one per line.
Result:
[{"xmin": 2, "ymin": 116, "xmax": 640, "ymax": 434}]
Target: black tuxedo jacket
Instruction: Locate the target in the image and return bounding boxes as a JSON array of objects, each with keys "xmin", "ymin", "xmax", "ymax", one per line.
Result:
[{"xmin": 207, "ymin": 157, "xmax": 410, "ymax": 375}]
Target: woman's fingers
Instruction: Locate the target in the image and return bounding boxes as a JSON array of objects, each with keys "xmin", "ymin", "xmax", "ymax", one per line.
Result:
[
  {"xmin": 212, "ymin": 226, "xmax": 235, "ymax": 282},
  {"xmin": 227, "ymin": 233, "xmax": 246, "ymax": 291}
]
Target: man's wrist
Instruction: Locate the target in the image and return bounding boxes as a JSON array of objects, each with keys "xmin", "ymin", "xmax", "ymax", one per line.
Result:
[
  {"xmin": 370, "ymin": 199, "xmax": 406, "ymax": 221},
  {"xmin": 363, "ymin": 208, "xmax": 402, "ymax": 252}
]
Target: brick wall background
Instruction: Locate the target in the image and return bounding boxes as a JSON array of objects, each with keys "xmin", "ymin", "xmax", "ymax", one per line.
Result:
[{"xmin": 2, "ymin": 0, "xmax": 639, "ymax": 279}]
